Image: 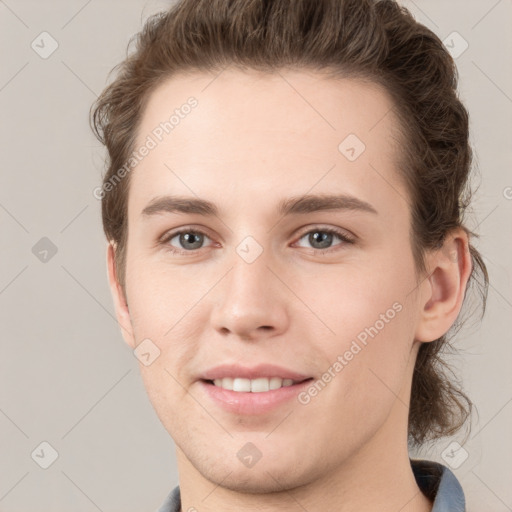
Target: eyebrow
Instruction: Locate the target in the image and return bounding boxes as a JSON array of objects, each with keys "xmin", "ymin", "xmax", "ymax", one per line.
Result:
[{"xmin": 140, "ymin": 193, "xmax": 378, "ymax": 218}]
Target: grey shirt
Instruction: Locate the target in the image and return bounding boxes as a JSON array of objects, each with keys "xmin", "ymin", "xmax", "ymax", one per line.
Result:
[{"xmin": 156, "ymin": 459, "xmax": 465, "ymax": 512}]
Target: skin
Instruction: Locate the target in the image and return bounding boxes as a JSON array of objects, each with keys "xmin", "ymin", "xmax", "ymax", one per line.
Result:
[{"xmin": 107, "ymin": 68, "xmax": 472, "ymax": 512}]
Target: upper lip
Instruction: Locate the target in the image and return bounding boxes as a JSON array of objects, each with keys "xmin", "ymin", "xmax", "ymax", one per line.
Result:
[{"xmin": 199, "ymin": 363, "xmax": 312, "ymax": 382}]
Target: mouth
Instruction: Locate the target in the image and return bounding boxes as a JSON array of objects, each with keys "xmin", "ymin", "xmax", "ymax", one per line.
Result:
[
  {"xmin": 197, "ymin": 363, "xmax": 315, "ymax": 414},
  {"xmin": 198, "ymin": 377, "xmax": 315, "ymax": 415}
]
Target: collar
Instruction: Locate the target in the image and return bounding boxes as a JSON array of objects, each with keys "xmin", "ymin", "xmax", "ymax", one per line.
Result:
[{"xmin": 411, "ymin": 459, "xmax": 466, "ymax": 511}]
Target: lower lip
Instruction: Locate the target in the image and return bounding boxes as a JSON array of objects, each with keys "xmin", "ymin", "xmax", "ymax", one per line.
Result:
[{"xmin": 198, "ymin": 379, "xmax": 314, "ymax": 415}]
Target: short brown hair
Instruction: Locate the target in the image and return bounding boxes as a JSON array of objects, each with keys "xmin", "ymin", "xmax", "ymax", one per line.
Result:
[{"xmin": 90, "ymin": 0, "xmax": 489, "ymax": 446}]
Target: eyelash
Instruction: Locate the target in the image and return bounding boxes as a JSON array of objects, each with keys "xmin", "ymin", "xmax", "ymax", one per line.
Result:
[{"xmin": 159, "ymin": 226, "xmax": 355, "ymax": 256}]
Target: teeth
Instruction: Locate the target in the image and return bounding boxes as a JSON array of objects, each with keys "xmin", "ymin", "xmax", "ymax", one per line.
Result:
[{"xmin": 212, "ymin": 377, "xmax": 298, "ymax": 392}]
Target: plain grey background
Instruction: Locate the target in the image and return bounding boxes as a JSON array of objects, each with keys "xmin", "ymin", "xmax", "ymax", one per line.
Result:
[{"xmin": 1, "ymin": 0, "xmax": 511, "ymax": 510}]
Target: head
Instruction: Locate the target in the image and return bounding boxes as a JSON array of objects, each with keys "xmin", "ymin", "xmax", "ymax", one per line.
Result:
[{"xmin": 90, "ymin": 0, "xmax": 488, "ymax": 491}]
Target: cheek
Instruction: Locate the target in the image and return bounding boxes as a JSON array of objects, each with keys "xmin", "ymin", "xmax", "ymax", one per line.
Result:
[
  {"xmin": 125, "ymin": 253, "xmax": 199, "ymax": 335},
  {"xmin": 301, "ymin": 262, "xmax": 411, "ymax": 343},
  {"xmin": 124, "ymin": 256, "xmax": 206, "ymax": 386},
  {"xmin": 298, "ymin": 257, "xmax": 416, "ymax": 393},
  {"xmin": 298, "ymin": 293, "xmax": 414, "ymax": 448},
  {"xmin": 127, "ymin": 263, "xmax": 201, "ymax": 427}
]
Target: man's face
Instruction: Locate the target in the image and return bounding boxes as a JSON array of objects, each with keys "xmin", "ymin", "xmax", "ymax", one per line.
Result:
[{"xmin": 115, "ymin": 69, "xmax": 425, "ymax": 491}]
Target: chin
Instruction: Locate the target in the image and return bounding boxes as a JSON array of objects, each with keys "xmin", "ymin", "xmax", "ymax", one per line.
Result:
[
  {"xmin": 191, "ymin": 445, "xmax": 317, "ymax": 495},
  {"xmin": 205, "ymin": 465, "xmax": 307, "ymax": 495}
]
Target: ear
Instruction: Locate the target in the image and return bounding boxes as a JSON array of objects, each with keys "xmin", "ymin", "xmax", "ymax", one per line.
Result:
[
  {"xmin": 106, "ymin": 241, "xmax": 136, "ymax": 349},
  {"xmin": 414, "ymin": 228, "xmax": 473, "ymax": 343}
]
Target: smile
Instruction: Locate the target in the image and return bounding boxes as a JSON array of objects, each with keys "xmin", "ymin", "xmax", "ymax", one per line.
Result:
[{"xmin": 209, "ymin": 377, "xmax": 304, "ymax": 392}]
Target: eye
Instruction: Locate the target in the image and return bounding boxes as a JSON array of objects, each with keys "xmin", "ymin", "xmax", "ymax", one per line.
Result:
[
  {"xmin": 294, "ymin": 227, "xmax": 354, "ymax": 253},
  {"xmin": 160, "ymin": 228, "xmax": 213, "ymax": 254},
  {"xmin": 159, "ymin": 226, "xmax": 354, "ymax": 256}
]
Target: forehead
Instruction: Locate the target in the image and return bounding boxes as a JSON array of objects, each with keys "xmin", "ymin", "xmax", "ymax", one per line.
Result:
[{"xmin": 129, "ymin": 68, "xmax": 406, "ymax": 218}]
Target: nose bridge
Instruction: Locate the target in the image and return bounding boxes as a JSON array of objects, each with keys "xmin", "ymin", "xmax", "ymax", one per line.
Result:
[
  {"xmin": 224, "ymin": 215, "xmax": 275, "ymax": 286},
  {"xmin": 227, "ymin": 236, "xmax": 278, "ymax": 308},
  {"xmin": 232, "ymin": 241, "xmax": 272, "ymax": 294}
]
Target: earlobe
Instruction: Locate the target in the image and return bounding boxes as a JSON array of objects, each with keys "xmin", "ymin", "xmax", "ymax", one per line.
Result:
[
  {"xmin": 106, "ymin": 242, "xmax": 136, "ymax": 349},
  {"xmin": 414, "ymin": 230, "xmax": 472, "ymax": 343}
]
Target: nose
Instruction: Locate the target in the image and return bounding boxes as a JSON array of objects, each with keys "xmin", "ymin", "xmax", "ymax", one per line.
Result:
[{"xmin": 210, "ymin": 250, "xmax": 290, "ymax": 341}]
